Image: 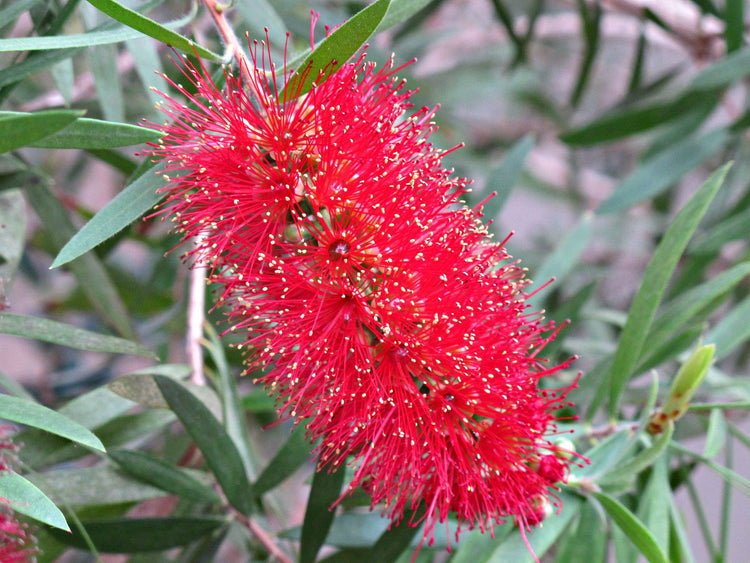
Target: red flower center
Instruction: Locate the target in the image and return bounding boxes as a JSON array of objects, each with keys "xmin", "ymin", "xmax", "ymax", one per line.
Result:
[{"xmin": 328, "ymin": 238, "xmax": 351, "ymax": 262}]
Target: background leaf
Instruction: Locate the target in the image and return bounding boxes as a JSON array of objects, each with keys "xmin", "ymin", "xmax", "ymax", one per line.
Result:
[
  {"xmin": 0, "ymin": 472, "xmax": 70, "ymax": 531},
  {"xmin": 154, "ymin": 375, "xmax": 254, "ymax": 515},
  {"xmin": 0, "ymin": 313, "xmax": 153, "ymax": 357},
  {"xmin": 0, "ymin": 394, "xmax": 104, "ymax": 452}
]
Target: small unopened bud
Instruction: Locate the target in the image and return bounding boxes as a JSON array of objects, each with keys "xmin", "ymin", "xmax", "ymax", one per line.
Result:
[
  {"xmin": 552, "ymin": 437, "xmax": 576, "ymax": 459},
  {"xmin": 536, "ymin": 454, "xmax": 567, "ymax": 484},
  {"xmin": 522, "ymin": 495, "xmax": 553, "ymax": 526},
  {"xmin": 648, "ymin": 344, "xmax": 715, "ymax": 435}
]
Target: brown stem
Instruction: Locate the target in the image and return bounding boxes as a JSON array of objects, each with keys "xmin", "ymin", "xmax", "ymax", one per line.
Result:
[
  {"xmin": 234, "ymin": 511, "xmax": 294, "ymax": 563},
  {"xmin": 187, "ymin": 232, "xmax": 208, "ymax": 386},
  {"xmin": 199, "ymin": 0, "xmax": 264, "ymax": 102}
]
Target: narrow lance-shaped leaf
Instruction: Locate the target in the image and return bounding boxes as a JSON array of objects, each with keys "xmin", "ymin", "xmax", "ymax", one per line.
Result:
[
  {"xmin": 283, "ymin": 0, "xmax": 391, "ymax": 100},
  {"xmin": 300, "ymin": 463, "xmax": 346, "ymax": 563},
  {"xmin": 109, "ymin": 449, "xmax": 220, "ymax": 504},
  {"xmin": 0, "ymin": 312, "xmax": 154, "ymax": 357},
  {"xmin": 51, "ymin": 162, "xmax": 168, "ymax": 268},
  {"xmin": 482, "ymin": 134, "xmax": 535, "ymax": 223},
  {"xmin": 48, "ymin": 516, "xmax": 227, "ymax": 552},
  {"xmin": 607, "ymin": 163, "xmax": 730, "ymax": 417},
  {"xmin": 593, "ymin": 492, "xmax": 669, "ymax": 563},
  {"xmin": 597, "ymin": 421, "xmax": 673, "ymax": 488},
  {"xmin": 0, "ymin": 8, "xmax": 199, "ymax": 52},
  {"xmin": 24, "ymin": 179, "xmax": 135, "ymax": 338},
  {"xmin": 154, "ymin": 375, "xmax": 254, "ymax": 515},
  {"xmin": 0, "ymin": 110, "xmax": 82, "ymax": 154},
  {"xmin": 361, "ymin": 505, "xmax": 427, "ymax": 563},
  {"xmin": 85, "ymin": 0, "xmax": 220, "ymax": 59},
  {"xmin": 0, "ymin": 394, "xmax": 105, "ymax": 452},
  {"xmin": 486, "ymin": 493, "xmax": 583, "ymax": 562},
  {"xmin": 253, "ymin": 424, "xmax": 310, "ymax": 497},
  {"xmin": 29, "ymin": 118, "xmax": 162, "ymax": 149},
  {"xmin": 0, "ymin": 471, "xmax": 70, "ymax": 531},
  {"xmin": 596, "ymin": 128, "xmax": 728, "ymax": 214}
]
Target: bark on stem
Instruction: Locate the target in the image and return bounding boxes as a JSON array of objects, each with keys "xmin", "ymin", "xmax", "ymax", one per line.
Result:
[{"xmin": 200, "ymin": 0, "xmax": 265, "ymax": 102}]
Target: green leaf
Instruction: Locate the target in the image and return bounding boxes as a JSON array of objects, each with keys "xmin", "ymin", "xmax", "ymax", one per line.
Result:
[
  {"xmin": 283, "ymin": 0, "xmax": 391, "ymax": 100},
  {"xmin": 0, "ymin": 0, "xmax": 39, "ymax": 29},
  {"xmin": 300, "ymin": 463, "xmax": 346, "ymax": 563},
  {"xmin": 528, "ymin": 212, "xmax": 593, "ymax": 308},
  {"xmin": 49, "ymin": 516, "xmax": 227, "ymax": 552},
  {"xmin": 554, "ymin": 502, "xmax": 607, "ymax": 563},
  {"xmin": 85, "ymin": 0, "xmax": 220, "ymax": 60},
  {"xmin": 0, "ymin": 471, "xmax": 69, "ymax": 530},
  {"xmin": 241, "ymin": 388, "xmax": 276, "ymax": 412},
  {"xmin": 0, "ymin": 370, "xmax": 35, "ymax": 401},
  {"xmin": 486, "ymin": 493, "xmax": 582, "ymax": 562},
  {"xmin": 107, "ymin": 373, "xmax": 222, "ymax": 420},
  {"xmin": 109, "ymin": 449, "xmax": 220, "ymax": 504},
  {"xmin": 0, "ymin": 312, "xmax": 153, "ymax": 357},
  {"xmin": 51, "ymin": 162, "xmax": 167, "ymax": 268},
  {"xmin": 24, "ymin": 179, "xmax": 135, "ymax": 338},
  {"xmin": 233, "ymin": 0, "xmax": 287, "ymax": 47},
  {"xmin": 253, "ymin": 424, "xmax": 310, "ymax": 497},
  {"xmin": 592, "ymin": 492, "xmax": 669, "ymax": 563},
  {"xmin": 0, "ymin": 110, "xmax": 83, "ymax": 154},
  {"xmin": 89, "ymin": 43, "xmax": 125, "ymax": 123},
  {"xmin": 690, "ymin": 45, "xmax": 750, "ymax": 91},
  {"xmin": 638, "ymin": 456, "xmax": 671, "ymax": 554},
  {"xmin": 636, "ymin": 261, "xmax": 750, "ymax": 369},
  {"xmin": 0, "ymin": 48, "xmax": 78, "ymax": 88},
  {"xmin": 569, "ymin": 0, "xmax": 601, "ymax": 108},
  {"xmin": 18, "ymin": 387, "xmax": 136, "ymax": 469},
  {"xmin": 482, "ymin": 134, "xmax": 534, "ymax": 223},
  {"xmin": 560, "ymin": 91, "xmax": 716, "ymax": 146},
  {"xmin": 126, "ymin": 36, "xmax": 165, "ymax": 108},
  {"xmin": 596, "ymin": 129, "xmax": 728, "ymax": 214},
  {"xmin": 690, "ymin": 206, "xmax": 750, "ymax": 254},
  {"xmin": 50, "ymin": 59, "xmax": 74, "ymax": 106},
  {"xmin": 597, "ymin": 421, "xmax": 673, "ymax": 489},
  {"xmin": 724, "ymin": 0, "xmax": 743, "ymax": 52},
  {"xmin": 28, "ymin": 464, "xmax": 168, "ymax": 508},
  {"xmin": 0, "ymin": 188, "xmax": 25, "ymax": 288},
  {"xmin": 0, "ymin": 394, "xmax": 105, "ymax": 452},
  {"xmin": 361, "ymin": 505, "xmax": 426, "ymax": 563},
  {"xmin": 203, "ymin": 324, "xmax": 257, "ymax": 479},
  {"xmin": 703, "ymin": 408, "xmax": 727, "ymax": 459},
  {"xmin": 670, "ymin": 442, "xmax": 750, "ymax": 496},
  {"xmin": 285, "ymin": 512, "xmax": 459, "ymax": 550},
  {"xmin": 607, "ymin": 163, "xmax": 730, "ymax": 417},
  {"xmin": 705, "ymin": 293, "xmax": 750, "ymax": 359},
  {"xmin": 29, "ymin": 118, "xmax": 162, "ymax": 148},
  {"xmin": 0, "ymin": 7, "xmax": 198, "ymax": 52},
  {"xmin": 375, "ymin": 0, "xmax": 435, "ymax": 33},
  {"xmin": 154, "ymin": 375, "xmax": 254, "ymax": 514}
]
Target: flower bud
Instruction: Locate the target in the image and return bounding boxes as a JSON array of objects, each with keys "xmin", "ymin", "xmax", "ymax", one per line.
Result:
[{"xmin": 648, "ymin": 343, "xmax": 715, "ymax": 435}]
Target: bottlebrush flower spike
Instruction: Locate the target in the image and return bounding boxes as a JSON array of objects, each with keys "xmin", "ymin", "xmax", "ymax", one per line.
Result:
[{"xmin": 149, "ymin": 32, "xmax": 580, "ymax": 557}]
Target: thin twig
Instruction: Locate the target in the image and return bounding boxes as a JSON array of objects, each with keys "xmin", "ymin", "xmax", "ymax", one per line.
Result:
[
  {"xmin": 187, "ymin": 232, "xmax": 208, "ymax": 386},
  {"xmin": 200, "ymin": 0, "xmax": 265, "ymax": 102},
  {"xmin": 234, "ymin": 511, "xmax": 294, "ymax": 563}
]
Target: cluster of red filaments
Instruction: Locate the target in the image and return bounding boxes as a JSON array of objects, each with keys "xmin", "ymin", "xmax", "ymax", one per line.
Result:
[
  {"xmin": 150, "ymin": 36, "xmax": 578, "ymax": 552},
  {"xmin": 1, "ymin": 429, "xmax": 38, "ymax": 562}
]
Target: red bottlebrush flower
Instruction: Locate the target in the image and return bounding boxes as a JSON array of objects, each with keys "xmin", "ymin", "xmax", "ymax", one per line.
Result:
[{"xmin": 149, "ymin": 31, "xmax": 580, "ymax": 557}]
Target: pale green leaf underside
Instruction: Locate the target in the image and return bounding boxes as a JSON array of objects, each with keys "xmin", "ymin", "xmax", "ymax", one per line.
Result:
[
  {"xmin": 0, "ymin": 394, "xmax": 105, "ymax": 452},
  {"xmin": 0, "ymin": 312, "xmax": 155, "ymax": 357}
]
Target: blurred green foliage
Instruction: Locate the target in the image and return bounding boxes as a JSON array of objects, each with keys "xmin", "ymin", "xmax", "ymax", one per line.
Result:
[{"xmin": 1, "ymin": 0, "xmax": 750, "ymax": 561}]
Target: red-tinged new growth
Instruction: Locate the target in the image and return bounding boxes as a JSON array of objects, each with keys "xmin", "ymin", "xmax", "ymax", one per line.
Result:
[{"xmin": 149, "ymin": 32, "xmax": 580, "ymax": 556}]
